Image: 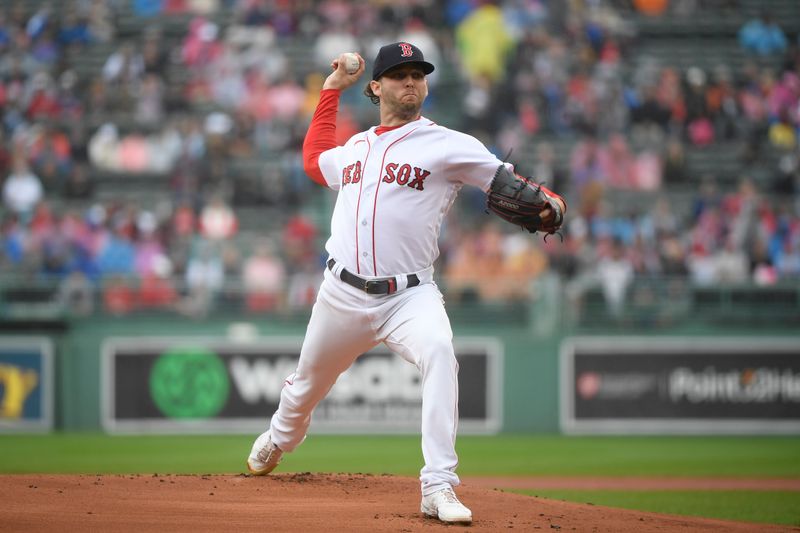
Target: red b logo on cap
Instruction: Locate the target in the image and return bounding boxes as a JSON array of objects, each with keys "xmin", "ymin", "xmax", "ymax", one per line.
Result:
[{"xmin": 398, "ymin": 43, "xmax": 413, "ymax": 57}]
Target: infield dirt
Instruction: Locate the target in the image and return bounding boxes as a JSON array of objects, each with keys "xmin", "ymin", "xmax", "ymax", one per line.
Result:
[{"xmin": 1, "ymin": 473, "xmax": 797, "ymax": 532}]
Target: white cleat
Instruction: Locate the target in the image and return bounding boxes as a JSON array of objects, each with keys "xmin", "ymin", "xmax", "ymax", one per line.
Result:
[
  {"xmin": 420, "ymin": 487, "xmax": 473, "ymax": 524},
  {"xmin": 246, "ymin": 430, "xmax": 283, "ymax": 475}
]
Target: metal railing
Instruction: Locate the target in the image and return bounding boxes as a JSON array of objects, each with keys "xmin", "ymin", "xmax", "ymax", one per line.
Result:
[{"xmin": 0, "ymin": 274, "xmax": 797, "ymax": 332}]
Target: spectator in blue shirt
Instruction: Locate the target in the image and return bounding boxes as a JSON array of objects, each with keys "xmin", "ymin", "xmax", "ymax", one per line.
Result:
[
  {"xmin": 738, "ymin": 11, "xmax": 788, "ymax": 56},
  {"xmin": 58, "ymin": 11, "xmax": 92, "ymax": 46},
  {"xmin": 132, "ymin": 0, "xmax": 163, "ymax": 18}
]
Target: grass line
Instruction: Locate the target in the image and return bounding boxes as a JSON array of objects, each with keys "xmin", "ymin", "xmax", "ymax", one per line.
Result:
[
  {"xmin": 1, "ymin": 434, "xmax": 799, "ymax": 477},
  {"xmin": 514, "ymin": 489, "xmax": 800, "ymax": 527}
]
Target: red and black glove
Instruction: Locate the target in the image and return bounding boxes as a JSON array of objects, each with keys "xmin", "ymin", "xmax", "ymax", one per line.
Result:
[{"xmin": 487, "ymin": 165, "xmax": 566, "ymax": 236}]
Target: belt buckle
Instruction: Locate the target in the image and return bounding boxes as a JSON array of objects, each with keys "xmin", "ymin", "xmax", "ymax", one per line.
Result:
[
  {"xmin": 365, "ymin": 278, "xmax": 397, "ymax": 295},
  {"xmin": 364, "ymin": 279, "xmax": 379, "ymax": 294}
]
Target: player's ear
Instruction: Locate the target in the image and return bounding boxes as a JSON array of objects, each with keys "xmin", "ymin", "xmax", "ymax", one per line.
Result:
[{"xmin": 370, "ymin": 79, "xmax": 381, "ymax": 98}]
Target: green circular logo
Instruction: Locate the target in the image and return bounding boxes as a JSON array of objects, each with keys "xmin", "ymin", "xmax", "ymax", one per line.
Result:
[{"xmin": 149, "ymin": 347, "xmax": 229, "ymax": 419}]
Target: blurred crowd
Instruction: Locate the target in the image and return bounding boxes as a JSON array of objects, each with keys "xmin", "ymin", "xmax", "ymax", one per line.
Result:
[{"xmin": 0, "ymin": 0, "xmax": 798, "ymax": 318}]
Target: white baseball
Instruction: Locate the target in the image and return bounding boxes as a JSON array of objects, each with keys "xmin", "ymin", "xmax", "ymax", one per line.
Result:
[{"xmin": 343, "ymin": 53, "xmax": 360, "ymax": 74}]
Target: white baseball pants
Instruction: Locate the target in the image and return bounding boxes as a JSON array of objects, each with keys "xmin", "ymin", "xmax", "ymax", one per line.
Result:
[{"xmin": 269, "ymin": 267, "xmax": 461, "ymax": 495}]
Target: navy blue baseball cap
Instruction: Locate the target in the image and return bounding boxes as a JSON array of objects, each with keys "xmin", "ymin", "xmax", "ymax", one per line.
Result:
[{"xmin": 371, "ymin": 42, "xmax": 435, "ymax": 81}]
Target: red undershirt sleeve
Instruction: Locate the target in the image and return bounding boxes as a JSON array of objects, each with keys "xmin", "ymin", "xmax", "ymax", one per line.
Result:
[{"xmin": 302, "ymin": 89, "xmax": 341, "ymax": 186}]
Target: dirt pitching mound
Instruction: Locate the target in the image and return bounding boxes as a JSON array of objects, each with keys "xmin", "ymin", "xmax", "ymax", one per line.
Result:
[{"xmin": 0, "ymin": 473, "xmax": 794, "ymax": 532}]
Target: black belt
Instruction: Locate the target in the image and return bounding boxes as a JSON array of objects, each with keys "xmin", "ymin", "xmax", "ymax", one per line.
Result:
[{"xmin": 327, "ymin": 258, "xmax": 420, "ymax": 295}]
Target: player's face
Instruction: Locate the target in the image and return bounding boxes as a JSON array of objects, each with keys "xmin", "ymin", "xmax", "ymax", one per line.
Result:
[{"xmin": 374, "ymin": 65, "xmax": 428, "ymax": 118}]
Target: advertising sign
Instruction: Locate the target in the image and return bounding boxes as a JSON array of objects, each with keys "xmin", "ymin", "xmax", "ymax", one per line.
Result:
[
  {"xmin": 561, "ymin": 337, "xmax": 800, "ymax": 434},
  {"xmin": 102, "ymin": 337, "xmax": 502, "ymax": 434},
  {"xmin": 0, "ymin": 337, "xmax": 54, "ymax": 432}
]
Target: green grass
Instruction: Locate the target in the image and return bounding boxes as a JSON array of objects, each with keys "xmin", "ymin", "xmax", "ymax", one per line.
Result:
[
  {"xmin": 2, "ymin": 434, "xmax": 798, "ymax": 526},
  {"xmin": 517, "ymin": 489, "xmax": 800, "ymax": 527},
  {"xmin": 0, "ymin": 434, "xmax": 798, "ymax": 477}
]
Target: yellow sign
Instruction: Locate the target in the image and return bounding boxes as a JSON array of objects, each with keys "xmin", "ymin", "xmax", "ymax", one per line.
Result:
[{"xmin": 0, "ymin": 364, "xmax": 39, "ymax": 419}]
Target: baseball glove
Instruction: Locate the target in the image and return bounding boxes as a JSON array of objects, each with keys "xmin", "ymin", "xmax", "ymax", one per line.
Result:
[{"xmin": 487, "ymin": 164, "xmax": 566, "ymax": 237}]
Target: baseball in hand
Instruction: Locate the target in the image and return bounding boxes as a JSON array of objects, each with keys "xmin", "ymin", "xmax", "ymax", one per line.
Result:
[{"xmin": 342, "ymin": 53, "xmax": 360, "ymax": 74}]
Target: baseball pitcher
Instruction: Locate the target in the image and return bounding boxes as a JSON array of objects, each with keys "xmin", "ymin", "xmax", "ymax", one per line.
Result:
[{"xmin": 246, "ymin": 42, "xmax": 566, "ymax": 524}]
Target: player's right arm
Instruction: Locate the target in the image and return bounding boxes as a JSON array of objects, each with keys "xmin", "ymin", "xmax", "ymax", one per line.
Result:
[
  {"xmin": 302, "ymin": 53, "xmax": 365, "ymax": 185},
  {"xmin": 302, "ymin": 90, "xmax": 341, "ymax": 186}
]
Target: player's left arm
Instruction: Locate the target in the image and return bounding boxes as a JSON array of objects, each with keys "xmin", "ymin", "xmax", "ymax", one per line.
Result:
[{"xmin": 443, "ymin": 130, "xmax": 566, "ymax": 234}]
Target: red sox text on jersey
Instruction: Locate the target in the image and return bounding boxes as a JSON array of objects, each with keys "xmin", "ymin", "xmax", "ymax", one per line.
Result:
[{"xmin": 342, "ymin": 161, "xmax": 430, "ymax": 190}]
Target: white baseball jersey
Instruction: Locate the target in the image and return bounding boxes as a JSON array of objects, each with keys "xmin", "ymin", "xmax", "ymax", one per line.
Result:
[
  {"xmin": 317, "ymin": 117, "xmax": 507, "ymax": 277},
  {"xmin": 259, "ymin": 103, "xmax": 510, "ymax": 502}
]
